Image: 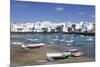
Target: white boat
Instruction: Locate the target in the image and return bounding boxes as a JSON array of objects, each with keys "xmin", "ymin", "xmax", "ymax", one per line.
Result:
[
  {"xmin": 86, "ymin": 38, "xmax": 94, "ymax": 41},
  {"xmin": 27, "ymin": 39, "xmax": 38, "ymax": 41},
  {"xmin": 46, "ymin": 49, "xmax": 82, "ymax": 60},
  {"xmin": 60, "ymin": 39, "xmax": 65, "ymax": 42},
  {"xmin": 47, "ymin": 53, "xmax": 63, "ymax": 58},
  {"xmin": 46, "ymin": 52, "xmax": 71, "ymax": 58},
  {"xmin": 66, "ymin": 39, "xmax": 74, "ymax": 43},
  {"xmin": 22, "ymin": 43, "xmax": 44, "ymax": 48},
  {"xmin": 27, "ymin": 39, "xmax": 34, "ymax": 41},
  {"xmin": 53, "ymin": 39, "xmax": 58, "ymax": 41},
  {"xmin": 80, "ymin": 35, "xmax": 85, "ymax": 38},
  {"xmin": 71, "ymin": 37, "xmax": 74, "ymax": 38},
  {"xmin": 56, "ymin": 36, "xmax": 58, "ymax": 38}
]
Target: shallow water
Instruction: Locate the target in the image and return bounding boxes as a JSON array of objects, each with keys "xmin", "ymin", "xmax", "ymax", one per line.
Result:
[{"xmin": 10, "ymin": 34, "xmax": 95, "ymax": 58}]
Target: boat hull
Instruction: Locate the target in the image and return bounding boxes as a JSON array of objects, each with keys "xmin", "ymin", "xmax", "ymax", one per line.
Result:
[{"xmin": 22, "ymin": 43, "xmax": 44, "ymax": 49}]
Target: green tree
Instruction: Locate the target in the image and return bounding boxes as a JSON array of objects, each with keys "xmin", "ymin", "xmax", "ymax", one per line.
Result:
[{"xmin": 41, "ymin": 28, "xmax": 48, "ymax": 32}]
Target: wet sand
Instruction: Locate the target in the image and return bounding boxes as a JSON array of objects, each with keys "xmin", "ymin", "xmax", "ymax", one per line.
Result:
[{"xmin": 10, "ymin": 44, "xmax": 95, "ymax": 66}]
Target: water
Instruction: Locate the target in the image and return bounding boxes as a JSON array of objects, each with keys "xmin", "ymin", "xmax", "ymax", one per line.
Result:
[{"xmin": 10, "ymin": 33, "xmax": 95, "ymax": 58}]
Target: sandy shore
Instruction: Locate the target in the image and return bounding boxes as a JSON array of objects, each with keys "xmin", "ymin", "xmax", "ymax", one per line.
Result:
[{"xmin": 10, "ymin": 44, "xmax": 95, "ymax": 66}]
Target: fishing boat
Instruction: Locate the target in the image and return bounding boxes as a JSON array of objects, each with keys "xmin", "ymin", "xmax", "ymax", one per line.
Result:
[
  {"xmin": 65, "ymin": 49, "xmax": 83, "ymax": 57},
  {"xmin": 53, "ymin": 39, "xmax": 58, "ymax": 41},
  {"xmin": 60, "ymin": 39, "xmax": 65, "ymax": 42},
  {"xmin": 80, "ymin": 35, "xmax": 85, "ymax": 38},
  {"xmin": 27, "ymin": 39, "xmax": 38, "ymax": 41},
  {"xmin": 65, "ymin": 49, "xmax": 79, "ymax": 52},
  {"xmin": 46, "ymin": 52, "xmax": 71, "ymax": 59},
  {"xmin": 21, "ymin": 43, "xmax": 44, "ymax": 49},
  {"xmin": 47, "ymin": 53, "xmax": 63, "ymax": 58},
  {"xmin": 66, "ymin": 39, "xmax": 74, "ymax": 43},
  {"xmin": 86, "ymin": 38, "xmax": 94, "ymax": 42},
  {"xmin": 71, "ymin": 51, "xmax": 83, "ymax": 57},
  {"xmin": 71, "ymin": 36, "xmax": 74, "ymax": 38}
]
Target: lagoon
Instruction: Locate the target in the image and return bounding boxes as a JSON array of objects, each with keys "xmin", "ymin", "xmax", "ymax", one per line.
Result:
[{"xmin": 10, "ymin": 34, "xmax": 95, "ymax": 58}]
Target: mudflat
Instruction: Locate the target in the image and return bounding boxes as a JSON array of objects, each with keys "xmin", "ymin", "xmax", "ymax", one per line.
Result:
[{"xmin": 10, "ymin": 44, "xmax": 95, "ymax": 66}]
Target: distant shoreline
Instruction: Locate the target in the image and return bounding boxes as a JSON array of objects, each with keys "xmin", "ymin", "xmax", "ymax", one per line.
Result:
[{"xmin": 10, "ymin": 32, "xmax": 95, "ymax": 36}]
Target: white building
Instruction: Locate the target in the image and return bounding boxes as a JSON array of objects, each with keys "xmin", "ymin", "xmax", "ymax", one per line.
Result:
[
  {"xmin": 87, "ymin": 23, "xmax": 94, "ymax": 32},
  {"xmin": 10, "ymin": 21, "xmax": 95, "ymax": 33}
]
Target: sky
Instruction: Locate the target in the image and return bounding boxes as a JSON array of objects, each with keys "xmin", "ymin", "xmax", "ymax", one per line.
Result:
[{"xmin": 10, "ymin": 0, "xmax": 95, "ymax": 23}]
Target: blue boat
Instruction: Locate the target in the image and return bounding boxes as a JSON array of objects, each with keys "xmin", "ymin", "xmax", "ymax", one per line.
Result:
[{"xmin": 64, "ymin": 49, "xmax": 79, "ymax": 52}]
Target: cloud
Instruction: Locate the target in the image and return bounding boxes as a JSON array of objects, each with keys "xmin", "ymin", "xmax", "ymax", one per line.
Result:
[
  {"xmin": 78, "ymin": 12, "xmax": 86, "ymax": 15},
  {"xmin": 55, "ymin": 7, "xmax": 64, "ymax": 11}
]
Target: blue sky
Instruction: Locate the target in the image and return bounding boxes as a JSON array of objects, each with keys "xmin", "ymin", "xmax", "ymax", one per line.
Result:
[{"xmin": 10, "ymin": 1, "xmax": 95, "ymax": 23}]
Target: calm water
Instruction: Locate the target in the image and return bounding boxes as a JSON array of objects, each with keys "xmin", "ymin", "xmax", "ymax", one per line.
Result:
[{"xmin": 10, "ymin": 34, "xmax": 95, "ymax": 58}]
